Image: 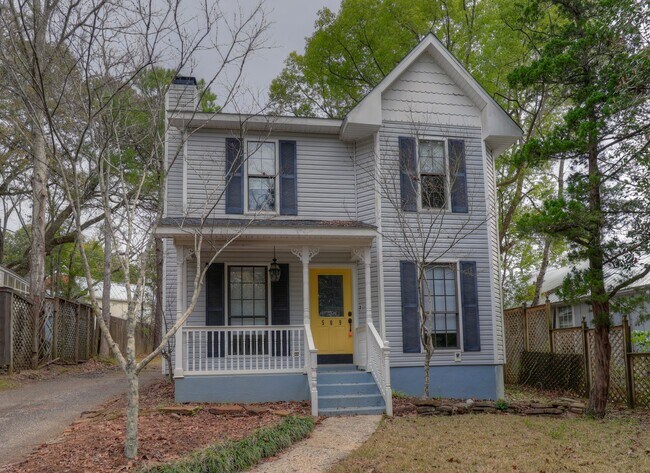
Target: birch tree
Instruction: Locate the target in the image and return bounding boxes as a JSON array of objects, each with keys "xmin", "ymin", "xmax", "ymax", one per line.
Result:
[{"xmin": 1, "ymin": 0, "xmax": 269, "ymax": 458}]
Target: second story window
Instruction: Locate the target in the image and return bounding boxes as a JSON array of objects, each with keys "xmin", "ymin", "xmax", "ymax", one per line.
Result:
[
  {"xmin": 419, "ymin": 140, "xmax": 447, "ymax": 209},
  {"xmin": 247, "ymin": 141, "xmax": 276, "ymax": 211}
]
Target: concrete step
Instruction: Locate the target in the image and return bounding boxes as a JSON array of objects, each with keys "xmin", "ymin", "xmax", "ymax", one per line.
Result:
[
  {"xmin": 318, "ymin": 382, "xmax": 380, "ymax": 396},
  {"xmin": 317, "ymin": 370, "xmax": 374, "ymax": 385},
  {"xmin": 319, "ymin": 393, "xmax": 385, "ymax": 409},
  {"xmin": 318, "ymin": 405, "xmax": 386, "ymax": 416},
  {"xmin": 317, "ymin": 364, "xmax": 358, "ymax": 372}
]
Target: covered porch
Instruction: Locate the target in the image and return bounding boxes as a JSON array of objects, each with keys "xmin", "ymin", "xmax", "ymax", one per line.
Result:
[{"xmin": 158, "ymin": 219, "xmax": 392, "ymax": 415}]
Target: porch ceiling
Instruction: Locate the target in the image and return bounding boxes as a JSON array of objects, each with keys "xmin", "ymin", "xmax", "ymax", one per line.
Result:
[{"xmin": 156, "ymin": 217, "xmax": 376, "ymax": 248}]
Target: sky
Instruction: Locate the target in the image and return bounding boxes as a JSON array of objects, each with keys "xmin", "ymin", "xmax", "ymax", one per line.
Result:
[{"xmin": 191, "ymin": 0, "xmax": 342, "ymax": 111}]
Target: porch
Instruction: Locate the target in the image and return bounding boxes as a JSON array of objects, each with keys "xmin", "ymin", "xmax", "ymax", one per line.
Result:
[{"xmin": 159, "ymin": 219, "xmax": 392, "ymax": 416}]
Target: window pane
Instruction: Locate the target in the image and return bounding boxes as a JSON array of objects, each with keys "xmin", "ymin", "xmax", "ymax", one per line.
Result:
[
  {"xmin": 249, "ymin": 177, "xmax": 276, "ymax": 211},
  {"xmin": 242, "ymin": 268, "xmax": 254, "ymax": 283},
  {"xmin": 242, "ymin": 300, "xmax": 254, "ymax": 316},
  {"xmin": 419, "ymin": 141, "xmax": 445, "ymax": 173},
  {"xmin": 248, "ymin": 142, "xmax": 275, "ymax": 175},
  {"xmin": 254, "ymin": 267, "xmax": 266, "ymax": 283},
  {"xmin": 421, "ymin": 175, "xmax": 446, "ymax": 208},
  {"xmin": 254, "ymin": 300, "xmax": 265, "ymax": 316},
  {"xmin": 231, "ymin": 300, "xmax": 242, "ymax": 316},
  {"xmin": 230, "ymin": 283, "xmax": 241, "ymax": 299},
  {"xmin": 318, "ymin": 275, "xmax": 344, "ymax": 317}
]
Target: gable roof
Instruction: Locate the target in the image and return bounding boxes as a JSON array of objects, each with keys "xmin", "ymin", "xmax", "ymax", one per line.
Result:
[{"xmin": 340, "ymin": 33, "xmax": 523, "ymax": 155}]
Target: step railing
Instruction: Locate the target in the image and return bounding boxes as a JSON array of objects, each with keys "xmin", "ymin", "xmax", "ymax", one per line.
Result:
[
  {"xmin": 304, "ymin": 322, "xmax": 318, "ymax": 416},
  {"xmin": 182, "ymin": 325, "xmax": 306, "ymax": 374},
  {"xmin": 366, "ymin": 321, "xmax": 393, "ymax": 415}
]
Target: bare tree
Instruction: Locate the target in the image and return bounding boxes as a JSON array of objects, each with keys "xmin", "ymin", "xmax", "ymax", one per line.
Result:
[
  {"xmin": 358, "ymin": 118, "xmax": 491, "ymax": 398},
  {"xmin": 1, "ymin": 0, "xmax": 269, "ymax": 458}
]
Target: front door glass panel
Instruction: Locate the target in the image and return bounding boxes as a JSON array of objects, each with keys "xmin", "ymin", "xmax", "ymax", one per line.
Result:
[{"xmin": 318, "ymin": 275, "xmax": 344, "ymax": 317}]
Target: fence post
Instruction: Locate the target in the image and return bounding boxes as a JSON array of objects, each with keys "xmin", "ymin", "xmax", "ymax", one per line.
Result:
[
  {"xmin": 622, "ymin": 315, "xmax": 634, "ymax": 408},
  {"xmin": 52, "ymin": 298, "xmax": 59, "ymax": 360},
  {"xmin": 522, "ymin": 303, "xmax": 529, "ymax": 352},
  {"xmin": 0, "ymin": 290, "xmax": 13, "ymax": 375},
  {"xmin": 582, "ymin": 317, "xmax": 590, "ymax": 397},
  {"xmin": 74, "ymin": 303, "xmax": 80, "ymax": 363},
  {"xmin": 546, "ymin": 298, "xmax": 554, "ymax": 353}
]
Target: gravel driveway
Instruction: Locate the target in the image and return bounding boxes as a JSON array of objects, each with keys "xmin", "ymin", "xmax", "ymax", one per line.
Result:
[{"xmin": 0, "ymin": 366, "xmax": 161, "ymax": 468}]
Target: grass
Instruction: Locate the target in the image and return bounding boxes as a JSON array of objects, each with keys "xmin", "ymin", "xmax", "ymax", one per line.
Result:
[
  {"xmin": 330, "ymin": 414, "xmax": 649, "ymax": 473},
  {"xmin": 139, "ymin": 415, "xmax": 315, "ymax": 473},
  {"xmin": 0, "ymin": 378, "xmax": 18, "ymax": 392}
]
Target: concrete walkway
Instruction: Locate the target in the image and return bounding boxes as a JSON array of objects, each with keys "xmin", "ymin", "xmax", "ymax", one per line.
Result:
[
  {"xmin": 250, "ymin": 415, "xmax": 382, "ymax": 473},
  {"xmin": 0, "ymin": 367, "xmax": 161, "ymax": 468}
]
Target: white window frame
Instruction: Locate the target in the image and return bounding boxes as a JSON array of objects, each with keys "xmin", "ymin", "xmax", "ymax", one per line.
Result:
[
  {"xmin": 244, "ymin": 140, "xmax": 279, "ymax": 214},
  {"xmin": 416, "ymin": 136, "xmax": 451, "ymax": 212},
  {"xmin": 556, "ymin": 305, "xmax": 574, "ymax": 328},
  {"xmin": 420, "ymin": 260, "xmax": 464, "ymax": 351}
]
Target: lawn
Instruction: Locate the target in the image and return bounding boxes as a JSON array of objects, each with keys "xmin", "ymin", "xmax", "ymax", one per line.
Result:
[{"xmin": 330, "ymin": 414, "xmax": 649, "ymax": 472}]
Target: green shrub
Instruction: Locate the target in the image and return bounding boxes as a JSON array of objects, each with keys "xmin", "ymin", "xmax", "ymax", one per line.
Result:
[
  {"xmin": 495, "ymin": 399, "xmax": 509, "ymax": 411},
  {"xmin": 140, "ymin": 416, "xmax": 315, "ymax": 473},
  {"xmin": 392, "ymin": 390, "xmax": 409, "ymax": 399},
  {"xmin": 631, "ymin": 330, "xmax": 650, "ymax": 352}
]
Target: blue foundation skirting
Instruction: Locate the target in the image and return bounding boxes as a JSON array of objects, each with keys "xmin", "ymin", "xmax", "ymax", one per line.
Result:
[
  {"xmin": 391, "ymin": 364, "xmax": 505, "ymax": 400},
  {"xmin": 175, "ymin": 373, "xmax": 310, "ymax": 403}
]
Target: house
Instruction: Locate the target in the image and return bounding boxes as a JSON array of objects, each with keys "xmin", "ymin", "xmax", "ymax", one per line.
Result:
[
  {"xmin": 539, "ymin": 262, "xmax": 650, "ymax": 332},
  {"xmin": 157, "ymin": 34, "xmax": 522, "ymax": 416},
  {"xmin": 77, "ymin": 280, "xmax": 153, "ymax": 322}
]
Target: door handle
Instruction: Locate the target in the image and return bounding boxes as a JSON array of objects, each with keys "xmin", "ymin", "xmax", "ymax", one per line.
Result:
[{"xmin": 348, "ymin": 312, "xmax": 352, "ymax": 333}]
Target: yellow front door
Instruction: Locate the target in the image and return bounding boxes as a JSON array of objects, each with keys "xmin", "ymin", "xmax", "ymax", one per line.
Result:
[{"xmin": 309, "ymin": 268, "xmax": 354, "ymax": 355}]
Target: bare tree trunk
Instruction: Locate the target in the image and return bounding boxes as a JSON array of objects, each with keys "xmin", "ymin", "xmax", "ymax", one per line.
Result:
[
  {"xmin": 30, "ymin": 116, "xmax": 47, "ymax": 369},
  {"xmin": 154, "ymin": 237, "xmax": 164, "ymax": 349},
  {"xmin": 124, "ymin": 369, "xmax": 139, "ymax": 458},
  {"xmin": 100, "ymin": 221, "xmax": 112, "ymax": 357},
  {"xmin": 423, "ymin": 349, "xmax": 432, "ymax": 398}
]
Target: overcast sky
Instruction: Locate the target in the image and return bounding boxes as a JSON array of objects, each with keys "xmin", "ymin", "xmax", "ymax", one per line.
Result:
[{"xmin": 191, "ymin": 0, "xmax": 342, "ymax": 111}]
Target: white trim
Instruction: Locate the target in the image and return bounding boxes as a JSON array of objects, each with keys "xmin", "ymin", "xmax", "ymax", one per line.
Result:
[
  {"xmin": 244, "ymin": 140, "xmax": 279, "ymax": 215},
  {"xmin": 374, "ymin": 132, "xmax": 387, "ymax": 339},
  {"xmin": 416, "ymin": 136, "xmax": 452, "ymax": 213},
  {"xmin": 156, "ymin": 225, "xmax": 377, "ymax": 240},
  {"xmin": 182, "ymin": 131, "xmax": 188, "ymax": 213},
  {"xmin": 481, "ymin": 140, "xmax": 500, "ymax": 364}
]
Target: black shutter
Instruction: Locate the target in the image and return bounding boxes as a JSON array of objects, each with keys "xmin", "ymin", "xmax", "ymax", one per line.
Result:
[
  {"xmin": 206, "ymin": 263, "xmax": 225, "ymax": 356},
  {"xmin": 399, "ymin": 137, "xmax": 418, "ymax": 212},
  {"xmin": 279, "ymin": 141, "xmax": 298, "ymax": 215},
  {"xmin": 449, "ymin": 139, "xmax": 468, "ymax": 213},
  {"xmin": 225, "ymin": 138, "xmax": 243, "ymax": 214},
  {"xmin": 400, "ymin": 260, "xmax": 421, "ymax": 353},
  {"xmin": 460, "ymin": 261, "xmax": 480, "ymax": 351},
  {"xmin": 271, "ymin": 264, "xmax": 291, "ymax": 356}
]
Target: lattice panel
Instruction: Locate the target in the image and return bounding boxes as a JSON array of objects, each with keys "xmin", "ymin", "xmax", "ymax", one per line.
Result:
[
  {"xmin": 553, "ymin": 328, "xmax": 584, "ymax": 354},
  {"xmin": 631, "ymin": 354, "xmax": 650, "ymax": 408},
  {"xmin": 78, "ymin": 307, "xmax": 88, "ymax": 360},
  {"xmin": 39, "ymin": 299, "xmax": 54, "ymax": 364},
  {"xmin": 588, "ymin": 327, "xmax": 626, "ymax": 404},
  {"xmin": 504, "ymin": 308, "xmax": 525, "ymax": 384},
  {"xmin": 519, "ymin": 350, "xmax": 587, "ymax": 395},
  {"xmin": 526, "ymin": 306, "xmax": 550, "ymax": 352},
  {"xmin": 58, "ymin": 301, "xmax": 77, "ymax": 361},
  {"xmin": 11, "ymin": 293, "xmax": 34, "ymax": 370}
]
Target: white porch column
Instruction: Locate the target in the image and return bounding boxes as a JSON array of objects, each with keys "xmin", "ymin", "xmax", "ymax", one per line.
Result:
[
  {"xmin": 363, "ymin": 247, "xmax": 372, "ymax": 325},
  {"xmin": 292, "ymin": 247, "xmax": 319, "ymax": 324},
  {"xmin": 174, "ymin": 246, "xmax": 185, "ymax": 379}
]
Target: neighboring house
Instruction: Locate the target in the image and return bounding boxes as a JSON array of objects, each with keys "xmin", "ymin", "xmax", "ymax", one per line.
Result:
[
  {"xmin": 0, "ymin": 265, "xmax": 29, "ymax": 295},
  {"xmin": 158, "ymin": 34, "xmax": 522, "ymax": 416},
  {"xmin": 79, "ymin": 280, "xmax": 153, "ymax": 322},
  {"xmin": 539, "ymin": 262, "xmax": 650, "ymax": 332}
]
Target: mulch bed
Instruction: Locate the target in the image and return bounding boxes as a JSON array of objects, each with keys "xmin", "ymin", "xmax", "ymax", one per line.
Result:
[{"xmin": 8, "ymin": 381, "xmax": 309, "ymax": 473}]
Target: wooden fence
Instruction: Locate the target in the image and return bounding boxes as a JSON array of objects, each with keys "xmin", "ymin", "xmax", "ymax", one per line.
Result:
[
  {"xmin": 504, "ymin": 302, "xmax": 650, "ymax": 408},
  {"xmin": 0, "ymin": 289, "xmax": 99, "ymax": 373},
  {"xmin": 0, "ymin": 288, "xmax": 154, "ymax": 374},
  {"xmin": 109, "ymin": 316, "xmax": 153, "ymax": 356}
]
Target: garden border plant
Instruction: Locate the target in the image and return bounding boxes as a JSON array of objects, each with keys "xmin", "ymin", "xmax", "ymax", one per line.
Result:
[{"xmin": 139, "ymin": 416, "xmax": 315, "ymax": 473}]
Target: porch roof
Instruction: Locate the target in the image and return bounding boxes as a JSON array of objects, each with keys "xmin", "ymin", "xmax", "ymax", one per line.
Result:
[{"xmin": 156, "ymin": 217, "xmax": 377, "ymax": 245}]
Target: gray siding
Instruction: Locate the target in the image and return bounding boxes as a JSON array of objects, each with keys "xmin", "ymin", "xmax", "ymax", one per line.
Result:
[
  {"xmin": 355, "ymin": 136, "xmax": 376, "ymax": 224},
  {"xmin": 181, "ymin": 248, "xmax": 360, "ymax": 328},
  {"xmin": 381, "ymin": 52, "xmax": 481, "ymax": 128},
  {"xmin": 378, "ymin": 121, "xmax": 496, "ymax": 366},
  {"xmin": 171, "ymin": 129, "xmax": 359, "ymax": 220},
  {"xmin": 165, "ymin": 129, "xmax": 183, "ymax": 216}
]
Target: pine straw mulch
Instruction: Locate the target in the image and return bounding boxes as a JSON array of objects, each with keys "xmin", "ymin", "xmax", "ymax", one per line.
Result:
[{"xmin": 8, "ymin": 381, "xmax": 310, "ymax": 473}]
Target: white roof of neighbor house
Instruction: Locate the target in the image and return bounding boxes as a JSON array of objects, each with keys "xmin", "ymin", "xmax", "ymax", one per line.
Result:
[
  {"xmin": 76, "ymin": 279, "xmax": 151, "ymax": 302},
  {"xmin": 541, "ymin": 258, "xmax": 650, "ymax": 303}
]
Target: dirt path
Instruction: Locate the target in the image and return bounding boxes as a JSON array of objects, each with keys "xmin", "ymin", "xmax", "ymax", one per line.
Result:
[
  {"xmin": 249, "ymin": 415, "xmax": 382, "ymax": 473},
  {"xmin": 0, "ymin": 366, "xmax": 161, "ymax": 468}
]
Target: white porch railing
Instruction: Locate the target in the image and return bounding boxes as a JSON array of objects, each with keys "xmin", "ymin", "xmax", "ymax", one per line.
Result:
[
  {"xmin": 0, "ymin": 265, "xmax": 29, "ymax": 294},
  {"xmin": 304, "ymin": 323, "xmax": 318, "ymax": 416},
  {"xmin": 183, "ymin": 325, "xmax": 307, "ymax": 374},
  {"xmin": 366, "ymin": 321, "xmax": 393, "ymax": 416}
]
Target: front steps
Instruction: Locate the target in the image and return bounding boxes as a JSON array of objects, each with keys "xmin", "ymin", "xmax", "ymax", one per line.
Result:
[{"xmin": 317, "ymin": 365, "xmax": 386, "ymax": 416}]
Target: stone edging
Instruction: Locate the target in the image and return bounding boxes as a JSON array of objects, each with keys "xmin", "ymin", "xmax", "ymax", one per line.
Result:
[{"xmin": 412, "ymin": 397, "xmax": 587, "ymax": 417}]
